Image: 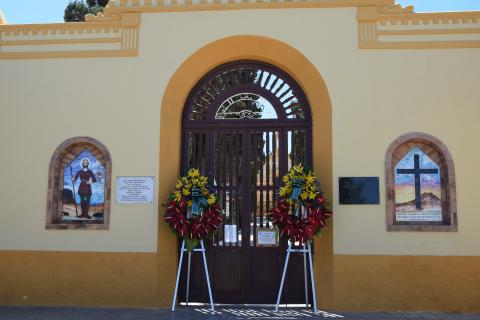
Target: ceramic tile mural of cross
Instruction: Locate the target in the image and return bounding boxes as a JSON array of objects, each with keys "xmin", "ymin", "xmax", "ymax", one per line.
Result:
[{"xmin": 396, "ymin": 154, "xmax": 439, "ymax": 210}]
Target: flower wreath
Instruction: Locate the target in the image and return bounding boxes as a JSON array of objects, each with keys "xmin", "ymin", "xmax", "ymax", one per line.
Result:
[
  {"xmin": 267, "ymin": 164, "xmax": 332, "ymax": 244},
  {"xmin": 164, "ymin": 169, "xmax": 223, "ymax": 250}
]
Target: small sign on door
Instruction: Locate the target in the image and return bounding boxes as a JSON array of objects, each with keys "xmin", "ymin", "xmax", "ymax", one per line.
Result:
[
  {"xmin": 256, "ymin": 228, "xmax": 278, "ymax": 247},
  {"xmin": 224, "ymin": 224, "xmax": 238, "ymax": 243}
]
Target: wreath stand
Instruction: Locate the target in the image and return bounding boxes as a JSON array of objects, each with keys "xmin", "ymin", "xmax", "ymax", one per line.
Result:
[
  {"xmin": 171, "ymin": 239, "xmax": 215, "ymax": 312},
  {"xmin": 274, "ymin": 205, "xmax": 319, "ymax": 315}
]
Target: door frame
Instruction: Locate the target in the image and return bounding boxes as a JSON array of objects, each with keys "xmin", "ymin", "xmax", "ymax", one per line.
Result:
[
  {"xmin": 178, "ymin": 61, "xmax": 313, "ymax": 304},
  {"xmin": 159, "ymin": 35, "xmax": 333, "ymax": 308}
]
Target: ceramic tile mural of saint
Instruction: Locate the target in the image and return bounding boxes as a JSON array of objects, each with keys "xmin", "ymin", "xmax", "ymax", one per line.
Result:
[
  {"xmin": 394, "ymin": 147, "xmax": 442, "ymax": 222},
  {"xmin": 62, "ymin": 149, "xmax": 105, "ymax": 223}
]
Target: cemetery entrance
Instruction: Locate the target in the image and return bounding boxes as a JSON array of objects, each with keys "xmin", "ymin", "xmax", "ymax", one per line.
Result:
[{"xmin": 179, "ymin": 61, "xmax": 312, "ymax": 304}]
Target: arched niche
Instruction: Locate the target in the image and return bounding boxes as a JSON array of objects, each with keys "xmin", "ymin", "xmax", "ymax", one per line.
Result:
[
  {"xmin": 385, "ymin": 132, "xmax": 457, "ymax": 232},
  {"xmin": 46, "ymin": 137, "xmax": 112, "ymax": 230}
]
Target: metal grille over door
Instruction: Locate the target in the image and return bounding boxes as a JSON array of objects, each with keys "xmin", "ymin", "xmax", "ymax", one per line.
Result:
[
  {"xmin": 213, "ymin": 131, "xmax": 243, "ymax": 247},
  {"xmin": 180, "ymin": 61, "xmax": 312, "ymax": 304}
]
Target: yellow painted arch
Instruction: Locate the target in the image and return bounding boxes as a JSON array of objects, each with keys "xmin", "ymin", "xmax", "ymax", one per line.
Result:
[{"xmin": 158, "ymin": 35, "xmax": 334, "ymax": 307}]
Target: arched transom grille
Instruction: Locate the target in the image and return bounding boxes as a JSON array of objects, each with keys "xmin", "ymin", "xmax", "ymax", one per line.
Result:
[{"xmin": 184, "ymin": 62, "xmax": 310, "ymax": 122}]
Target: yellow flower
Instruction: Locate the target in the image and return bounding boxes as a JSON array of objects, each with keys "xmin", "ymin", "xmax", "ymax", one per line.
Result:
[
  {"xmin": 173, "ymin": 191, "xmax": 181, "ymax": 202},
  {"xmin": 175, "ymin": 179, "xmax": 183, "ymax": 189},
  {"xmin": 182, "ymin": 189, "xmax": 190, "ymax": 196},
  {"xmin": 280, "ymin": 186, "xmax": 292, "ymax": 197},
  {"xmin": 188, "ymin": 169, "xmax": 200, "ymax": 178},
  {"xmin": 293, "ymin": 164, "xmax": 304, "ymax": 173},
  {"xmin": 306, "ymin": 175, "xmax": 315, "ymax": 185},
  {"xmin": 282, "ymin": 175, "xmax": 289, "ymax": 183},
  {"xmin": 187, "ymin": 200, "xmax": 192, "ymax": 207},
  {"xmin": 207, "ymin": 194, "xmax": 216, "ymax": 205}
]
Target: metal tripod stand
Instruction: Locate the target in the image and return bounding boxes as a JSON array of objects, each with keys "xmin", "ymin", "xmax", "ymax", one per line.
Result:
[
  {"xmin": 171, "ymin": 239, "xmax": 214, "ymax": 311},
  {"xmin": 274, "ymin": 203, "xmax": 318, "ymax": 314}
]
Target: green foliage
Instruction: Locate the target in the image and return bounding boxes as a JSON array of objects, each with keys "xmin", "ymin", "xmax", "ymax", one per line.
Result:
[
  {"xmin": 86, "ymin": 0, "xmax": 110, "ymax": 7},
  {"xmin": 185, "ymin": 238, "xmax": 199, "ymax": 252},
  {"xmin": 64, "ymin": 0, "xmax": 109, "ymax": 23},
  {"xmin": 64, "ymin": 1, "xmax": 89, "ymax": 22},
  {"xmin": 88, "ymin": 5, "xmax": 104, "ymax": 16}
]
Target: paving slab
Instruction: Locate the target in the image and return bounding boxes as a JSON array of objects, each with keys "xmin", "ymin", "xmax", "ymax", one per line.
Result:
[{"xmin": 0, "ymin": 306, "xmax": 479, "ymax": 320}]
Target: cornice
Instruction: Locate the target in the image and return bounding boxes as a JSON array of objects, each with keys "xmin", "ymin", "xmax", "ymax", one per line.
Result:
[
  {"xmin": 358, "ymin": 5, "xmax": 480, "ymax": 49},
  {"xmin": 1, "ymin": 1, "xmax": 479, "ymax": 59},
  {"xmin": 0, "ymin": 12, "xmax": 140, "ymax": 59},
  {"xmin": 104, "ymin": 0, "xmax": 393, "ymax": 12}
]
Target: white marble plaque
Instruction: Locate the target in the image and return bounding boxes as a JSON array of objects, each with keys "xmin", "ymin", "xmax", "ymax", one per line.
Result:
[
  {"xmin": 224, "ymin": 224, "xmax": 237, "ymax": 243},
  {"xmin": 116, "ymin": 176, "xmax": 154, "ymax": 204}
]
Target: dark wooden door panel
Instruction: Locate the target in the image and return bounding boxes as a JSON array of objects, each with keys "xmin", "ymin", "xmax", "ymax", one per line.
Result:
[
  {"xmin": 179, "ymin": 127, "xmax": 311, "ymax": 304},
  {"xmin": 178, "ymin": 251, "xmax": 206, "ymax": 303},
  {"xmin": 283, "ymin": 252, "xmax": 313, "ymax": 304},
  {"xmin": 213, "ymin": 250, "xmax": 242, "ymax": 292}
]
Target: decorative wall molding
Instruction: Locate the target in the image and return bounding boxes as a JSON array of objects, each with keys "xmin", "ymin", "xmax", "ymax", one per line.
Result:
[
  {"xmin": 376, "ymin": 3, "xmax": 413, "ymax": 14},
  {"xmin": 0, "ymin": 12, "xmax": 140, "ymax": 59},
  {"xmin": 1, "ymin": 0, "xmax": 479, "ymax": 59},
  {"xmin": 104, "ymin": 0, "xmax": 392, "ymax": 12},
  {"xmin": 358, "ymin": 5, "xmax": 480, "ymax": 49}
]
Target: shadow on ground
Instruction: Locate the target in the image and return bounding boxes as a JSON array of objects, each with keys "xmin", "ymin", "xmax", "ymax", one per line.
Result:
[{"xmin": 0, "ymin": 306, "xmax": 479, "ymax": 320}]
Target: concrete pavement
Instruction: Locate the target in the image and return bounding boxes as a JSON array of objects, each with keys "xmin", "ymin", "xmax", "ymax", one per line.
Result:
[{"xmin": 0, "ymin": 306, "xmax": 479, "ymax": 320}]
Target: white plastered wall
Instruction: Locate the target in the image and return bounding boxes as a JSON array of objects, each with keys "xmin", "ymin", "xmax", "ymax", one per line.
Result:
[
  {"xmin": 0, "ymin": 7, "xmax": 479, "ymax": 254},
  {"xmin": 331, "ymin": 47, "xmax": 480, "ymax": 255},
  {"xmin": 0, "ymin": 56, "xmax": 161, "ymax": 252}
]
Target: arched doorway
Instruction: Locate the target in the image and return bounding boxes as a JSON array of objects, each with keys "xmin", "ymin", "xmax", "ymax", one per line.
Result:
[{"xmin": 179, "ymin": 61, "xmax": 312, "ymax": 304}]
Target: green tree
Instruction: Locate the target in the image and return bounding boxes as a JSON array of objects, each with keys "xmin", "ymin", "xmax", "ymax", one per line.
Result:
[
  {"xmin": 88, "ymin": 5, "xmax": 104, "ymax": 16},
  {"xmin": 86, "ymin": 0, "xmax": 110, "ymax": 7},
  {"xmin": 64, "ymin": 1, "xmax": 89, "ymax": 22},
  {"xmin": 64, "ymin": 0, "xmax": 109, "ymax": 23}
]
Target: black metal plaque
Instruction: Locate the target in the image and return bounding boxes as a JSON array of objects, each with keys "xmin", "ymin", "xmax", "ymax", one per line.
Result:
[{"xmin": 339, "ymin": 177, "xmax": 380, "ymax": 205}]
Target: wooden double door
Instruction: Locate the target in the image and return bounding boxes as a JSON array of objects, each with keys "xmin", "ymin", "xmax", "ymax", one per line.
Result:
[{"xmin": 179, "ymin": 127, "xmax": 311, "ymax": 304}]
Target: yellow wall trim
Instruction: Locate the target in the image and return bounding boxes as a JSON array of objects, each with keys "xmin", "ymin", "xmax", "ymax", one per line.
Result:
[
  {"xmin": 0, "ymin": 13, "xmax": 140, "ymax": 59},
  {"xmin": 0, "ymin": 49, "xmax": 137, "ymax": 60},
  {"xmin": 1, "ymin": 1, "xmax": 479, "ymax": 59},
  {"xmin": 0, "ymin": 251, "xmax": 173, "ymax": 307},
  {"xmin": 358, "ymin": 6, "xmax": 480, "ymax": 49},
  {"xmin": 334, "ymin": 255, "xmax": 480, "ymax": 312},
  {"xmin": 360, "ymin": 41, "xmax": 480, "ymax": 50},
  {"xmin": 0, "ymin": 37, "xmax": 122, "ymax": 46},
  {"xmin": 2, "ymin": 251, "xmax": 479, "ymax": 311},
  {"xmin": 104, "ymin": 0, "xmax": 392, "ymax": 13}
]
